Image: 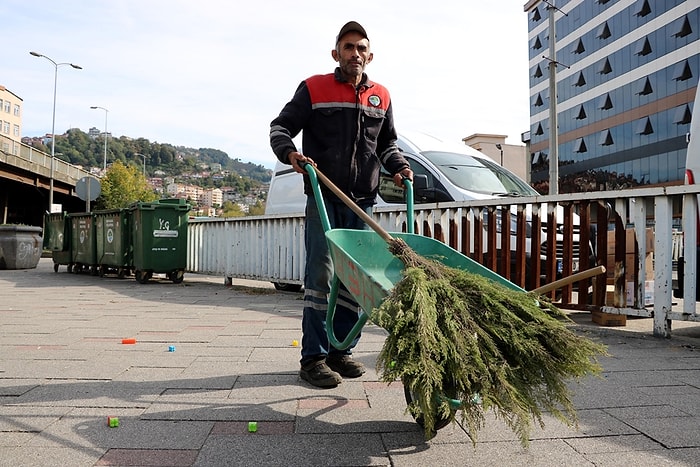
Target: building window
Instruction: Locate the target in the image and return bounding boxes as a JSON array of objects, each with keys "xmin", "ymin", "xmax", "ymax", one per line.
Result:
[
  {"xmin": 672, "ymin": 15, "xmax": 692, "ymax": 38},
  {"xmin": 13, "ymin": 104, "xmax": 20, "ymax": 117},
  {"xmin": 635, "ymin": 77, "xmax": 653, "ymax": 96},
  {"xmin": 573, "ymin": 71, "xmax": 586, "ymax": 87},
  {"xmin": 636, "ymin": 117, "xmax": 653, "ymax": 135},
  {"xmin": 13, "ymin": 124, "xmax": 19, "ymax": 137},
  {"xmin": 572, "ymin": 38, "xmax": 585, "ymax": 54},
  {"xmin": 533, "ymin": 93, "xmax": 544, "ymax": 107},
  {"xmin": 597, "ymin": 57, "xmax": 612, "ymax": 75},
  {"xmin": 598, "ymin": 94, "xmax": 613, "ymax": 110},
  {"xmin": 597, "ymin": 0, "xmax": 611, "ymax": 4},
  {"xmin": 575, "ymin": 105, "xmax": 587, "ymax": 120},
  {"xmin": 633, "ymin": 0, "xmax": 651, "ymax": 18},
  {"xmin": 535, "ymin": 123, "xmax": 544, "ymax": 136},
  {"xmin": 672, "ymin": 60, "xmax": 692, "ymax": 81},
  {"xmin": 2, "ymin": 121, "xmax": 9, "ymax": 134},
  {"xmin": 673, "ymin": 104, "xmax": 692, "ymax": 125},
  {"xmin": 532, "ymin": 7, "xmax": 541, "ymax": 22},
  {"xmin": 599, "ymin": 130, "xmax": 614, "ymax": 146},
  {"xmin": 596, "ymin": 21, "xmax": 611, "ymax": 40},
  {"xmin": 2, "ymin": 101, "xmax": 9, "ymax": 113},
  {"xmin": 634, "ymin": 37, "xmax": 652, "ymax": 56},
  {"xmin": 531, "ymin": 35, "xmax": 543, "ymax": 50},
  {"xmin": 534, "ymin": 65, "xmax": 543, "ymax": 78},
  {"xmin": 574, "ymin": 138, "xmax": 588, "ymax": 153}
]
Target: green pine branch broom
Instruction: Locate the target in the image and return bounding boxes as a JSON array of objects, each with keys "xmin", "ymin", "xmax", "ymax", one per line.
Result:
[{"xmin": 311, "ymin": 165, "xmax": 608, "ymax": 447}]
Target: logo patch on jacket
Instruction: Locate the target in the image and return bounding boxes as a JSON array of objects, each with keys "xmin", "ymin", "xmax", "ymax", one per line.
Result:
[{"xmin": 368, "ymin": 95, "xmax": 381, "ymax": 107}]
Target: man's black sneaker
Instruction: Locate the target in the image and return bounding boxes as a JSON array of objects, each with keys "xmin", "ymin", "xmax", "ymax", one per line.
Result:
[
  {"xmin": 326, "ymin": 355, "xmax": 366, "ymax": 378},
  {"xmin": 299, "ymin": 360, "xmax": 342, "ymax": 388}
]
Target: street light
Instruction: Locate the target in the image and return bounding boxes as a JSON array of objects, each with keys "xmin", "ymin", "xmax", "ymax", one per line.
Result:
[
  {"xmin": 495, "ymin": 143, "xmax": 504, "ymax": 166},
  {"xmin": 30, "ymin": 51, "xmax": 82, "ymax": 211},
  {"xmin": 90, "ymin": 106, "xmax": 109, "ymax": 171},
  {"xmin": 134, "ymin": 153, "xmax": 147, "ymax": 177}
]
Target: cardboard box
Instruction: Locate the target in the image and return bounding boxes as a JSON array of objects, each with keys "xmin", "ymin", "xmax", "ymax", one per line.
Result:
[
  {"xmin": 606, "ymin": 253, "xmax": 653, "ymax": 281},
  {"xmin": 605, "ymin": 280, "xmax": 653, "ymax": 307},
  {"xmin": 626, "ymin": 280, "xmax": 654, "ymax": 307},
  {"xmin": 606, "ymin": 228, "xmax": 654, "ymax": 255},
  {"xmin": 592, "ymin": 310, "xmax": 627, "ymax": 326}
]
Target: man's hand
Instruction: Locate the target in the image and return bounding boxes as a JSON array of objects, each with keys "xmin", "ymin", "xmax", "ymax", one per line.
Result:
[
  {"xmin": 288, "ymin": 151, "xmax": 316, "ymax": 174},
  {"xmin": 393, "ymin": 168, "xmax": 414, "ymax": 188}
]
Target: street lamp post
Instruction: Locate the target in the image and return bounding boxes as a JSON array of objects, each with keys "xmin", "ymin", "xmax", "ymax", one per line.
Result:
[
  {"xmin": 30, "ymin": 51, "xmax": 82, "ymax": 211},
  {"xmin": 134, "ymin": 153, "xmax": 147, "ymax": 177},
  {"xmin": 90, "ymin": 106, "xmax": 109, "ymax": 171},
  {"xmin": 496, "ymin": 143, "xmax": 504, "ymax": 166}
]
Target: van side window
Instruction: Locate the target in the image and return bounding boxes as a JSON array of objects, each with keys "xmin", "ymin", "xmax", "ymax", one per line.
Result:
[{"xmin": 378, "ymin": 158, "xmax": 439, "ymax": 204}]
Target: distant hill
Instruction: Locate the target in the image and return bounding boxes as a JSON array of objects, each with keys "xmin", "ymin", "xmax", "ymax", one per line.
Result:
[{"xmin": 25, "ymin": 128, "xmax": 272, "ymax": 183}]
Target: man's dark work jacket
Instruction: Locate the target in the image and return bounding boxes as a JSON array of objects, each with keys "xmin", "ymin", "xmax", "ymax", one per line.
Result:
[{"xmin": 270, "ymin": 68, "xmax": 409, "ymax": 204}]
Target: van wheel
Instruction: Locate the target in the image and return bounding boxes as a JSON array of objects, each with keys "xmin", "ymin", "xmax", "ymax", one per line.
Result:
[{"xmin": 273, "ymin": 282, "xmax": 302, "ymax": 292}]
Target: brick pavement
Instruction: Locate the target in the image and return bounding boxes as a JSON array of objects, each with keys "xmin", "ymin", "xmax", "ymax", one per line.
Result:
[{"xmin": 1, "ymin": 258, "xmax": 699, "ymax": 466}]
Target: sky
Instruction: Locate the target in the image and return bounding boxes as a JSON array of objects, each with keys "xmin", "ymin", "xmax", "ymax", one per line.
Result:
[{"xmin": 4, "ymin": 1, "xmax": 531, "ymax": 169}]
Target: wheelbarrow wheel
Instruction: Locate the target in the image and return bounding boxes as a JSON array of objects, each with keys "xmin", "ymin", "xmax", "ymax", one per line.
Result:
[{"xmin": 403, "ymin": 385, "xmax": 453, "ymax": 432}]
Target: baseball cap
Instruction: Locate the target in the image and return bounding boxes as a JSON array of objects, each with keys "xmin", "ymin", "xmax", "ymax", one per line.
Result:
[{"xmin": 336, "ymin": 21, "xmax": 368, "ymax": 44}]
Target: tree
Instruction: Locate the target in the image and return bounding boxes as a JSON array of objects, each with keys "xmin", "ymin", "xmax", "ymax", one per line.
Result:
[
  {"xmin": 247, "ymin": 200, "xmax": 265, "ymax": 216},
  {"xmin": 96, "ymin": 161, "xmax": 158, "ymax": 209},
  {"xmin": 220, "ymin": 200, "xmax": 244, "ymax": 218}
]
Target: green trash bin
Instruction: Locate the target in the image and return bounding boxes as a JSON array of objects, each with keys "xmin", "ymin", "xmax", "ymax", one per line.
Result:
[
  {"xmin": 94, "ymin": 208, "xmax": 132, "ymax": 278},
  {"xmin": 69, "ymin": 212, "xmax": 97, "ymax": 275},
  {"xmin": 44, "ymin": 212, "xmax": 72, "ymax": 273},
  {"xmin": 130, "ymin": 199, "xmax": 189, "ymax": 284}
]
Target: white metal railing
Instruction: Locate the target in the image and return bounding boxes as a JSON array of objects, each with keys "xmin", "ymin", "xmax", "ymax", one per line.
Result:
[{"xmin": 187, "ymin": 185, "xmax": 700, "ymax": 338}]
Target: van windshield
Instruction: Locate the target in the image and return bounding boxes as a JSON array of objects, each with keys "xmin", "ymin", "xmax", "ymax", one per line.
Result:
[{"xmin": 424, "ymin": 151, "xmax": 539, "ymax": 197}]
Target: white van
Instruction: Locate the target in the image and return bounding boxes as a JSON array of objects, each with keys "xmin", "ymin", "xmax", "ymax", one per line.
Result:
[
  {"xmin": 674, "ymin": 86, "xmax": 700, "ymax": 299},
  {"xmin": 265, "ymin": 132, "xmax": 591, "ymax": 291},
  {"xmin": 265, "ymin": 132, "xmax": 540, "ymax": 215}
]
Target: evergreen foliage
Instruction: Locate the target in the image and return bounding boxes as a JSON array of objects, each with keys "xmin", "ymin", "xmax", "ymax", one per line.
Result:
[{"xmin": 372, "ymin": 239, "xmax": 608, "ymax": 446}]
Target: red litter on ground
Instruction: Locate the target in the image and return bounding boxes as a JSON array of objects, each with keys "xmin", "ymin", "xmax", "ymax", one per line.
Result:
[{"xmin": 121, "ymin": 338, "xmax": 137, "ymax": 345}]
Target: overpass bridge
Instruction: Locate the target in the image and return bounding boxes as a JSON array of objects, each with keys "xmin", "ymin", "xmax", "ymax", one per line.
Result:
[{"xmin": 0, "ymin": 134, "xmax": 94, "ymax": 227}]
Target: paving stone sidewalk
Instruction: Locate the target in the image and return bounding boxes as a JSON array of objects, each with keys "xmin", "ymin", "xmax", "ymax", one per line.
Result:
[{"xmin": 1, "ymin": 258, "xmax": 699, "ymax": 466}]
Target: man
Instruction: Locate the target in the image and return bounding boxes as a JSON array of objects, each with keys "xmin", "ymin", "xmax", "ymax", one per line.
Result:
[{"xmin": 270, "ymin": 21, "xmax": 413, "ymax": 388}]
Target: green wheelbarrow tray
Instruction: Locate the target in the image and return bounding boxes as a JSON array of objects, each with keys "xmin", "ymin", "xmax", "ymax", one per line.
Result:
[{"xmin": 324, "ymin": 229, "xmax": 525, "ymax": 350}]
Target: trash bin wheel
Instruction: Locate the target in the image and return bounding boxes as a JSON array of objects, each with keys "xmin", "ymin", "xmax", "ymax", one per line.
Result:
[
  {"xmin": 403, "ymin": 383, "xmax": 454, "ymax": 433},
  {"xmin": 169, "ymin": 270, "xmax": 185, "ymax": 284},
  {"xmin": 53, "ymin": 263, "xmax": 59, "ymax": 273},
  {"xmin": 117, "ymin": 268, "xmax": 127, "ymax": 279},
  {"xmin": 67, "ymin": 264, "xmax": 74, "ymax": 273},
  {"xmin": 99, "ymin": 265, "xmax": 107, "ymax": 277},
  {"xmin": 135, "ymin": 270, "xmax": 151, "ymax": 284}
]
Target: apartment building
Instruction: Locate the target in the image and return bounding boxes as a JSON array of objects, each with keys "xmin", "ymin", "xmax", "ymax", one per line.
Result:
[
  {"xmin": 0, "ymin": 85, "xmax": 22, "ymax": 155},
  {"xmin": 525, "ymin": 0, "xmax": 699, "ymax": 193}
]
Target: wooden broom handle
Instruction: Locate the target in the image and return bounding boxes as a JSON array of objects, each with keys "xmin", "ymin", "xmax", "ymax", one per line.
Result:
[
  {"xmin": 531, "ymin": 265, "xmax": 606, "ymax": 295},
  {"xmin": 311, "ymin": 166, "xmax": 395, "ymax": 244}
]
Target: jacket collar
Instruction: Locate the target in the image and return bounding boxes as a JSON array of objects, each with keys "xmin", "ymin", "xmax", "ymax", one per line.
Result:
[{"xmin": 334, "ymin": 67, "xmax": 372, "ymax": 89}]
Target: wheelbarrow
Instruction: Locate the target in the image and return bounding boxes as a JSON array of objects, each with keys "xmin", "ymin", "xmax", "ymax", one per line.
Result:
[{"xmin": 304, "ymin": 164, "xmax": 605, "ymax": 430}]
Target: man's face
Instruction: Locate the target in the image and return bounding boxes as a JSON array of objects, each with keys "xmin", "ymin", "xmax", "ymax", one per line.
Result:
[{"xmin": 333, "ymin": 31, "xmax": 373, "ymax": 82}]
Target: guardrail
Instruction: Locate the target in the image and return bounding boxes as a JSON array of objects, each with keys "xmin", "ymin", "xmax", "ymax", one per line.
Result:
[
  {"xmin": 0, "ymin": 134, "xmax": 92, "ymax": 184},
  {"xmin": 187, "ymin": 186, "xmax": 700, "ymax": 338}
]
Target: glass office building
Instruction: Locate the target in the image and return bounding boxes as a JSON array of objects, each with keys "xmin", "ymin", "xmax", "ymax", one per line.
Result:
[{"xmin": 525, "ymin": 0, "xmax": 699, "ymax": 193}]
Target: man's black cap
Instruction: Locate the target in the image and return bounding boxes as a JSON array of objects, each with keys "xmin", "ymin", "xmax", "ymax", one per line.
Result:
[{"xmin": 336, "ymin": 21, "xmax": 368, "ymax": 44}]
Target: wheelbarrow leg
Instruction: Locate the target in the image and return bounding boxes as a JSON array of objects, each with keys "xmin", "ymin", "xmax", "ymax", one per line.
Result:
[{"xmin": 326, "ymin": 275, "xmax": 369, "ymax": 351}]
